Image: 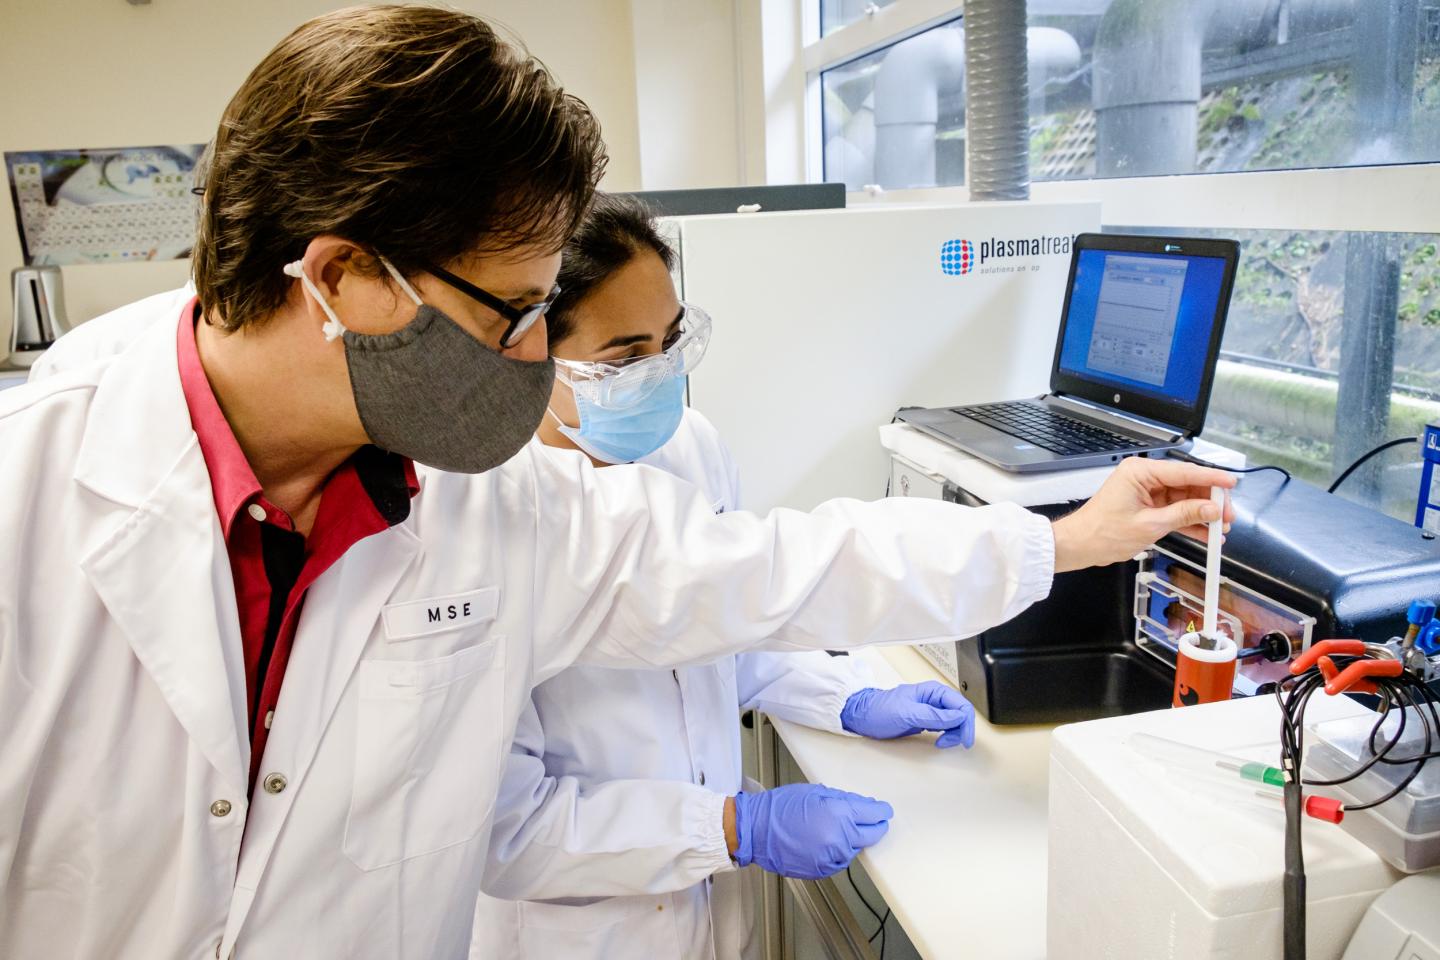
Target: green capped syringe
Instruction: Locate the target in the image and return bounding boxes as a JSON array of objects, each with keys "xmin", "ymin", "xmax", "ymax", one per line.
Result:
[
  {"xmin": 1128, "ymin": 733, "xmax": 1344, "ymax": 823},
  {"xmin": 1130, "ymin": 732, "xmax": 1285, "ymax": 788}
]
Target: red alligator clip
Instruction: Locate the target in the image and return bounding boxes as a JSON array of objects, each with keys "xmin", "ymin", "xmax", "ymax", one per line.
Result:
[
  {"xmin": 1316, "ymin": 655, "xmax": 1340, "ymax": 686},
  {"xmin": 1323, "ymin": 658, "xmax": 1403, "ymax": 697},
  {"xmin": 1290, "ymin": 640, "xmax": 1366, "ymax": 676}
]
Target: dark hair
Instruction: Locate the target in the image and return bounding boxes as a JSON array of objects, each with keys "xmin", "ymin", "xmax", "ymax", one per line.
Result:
[
  {"xmin": 193, "ymin": 4, "xmax": 607, "ymax": 329},
  {"xmin": 546, "ymin": 192, "xmax": 675, "ymax": 346}
]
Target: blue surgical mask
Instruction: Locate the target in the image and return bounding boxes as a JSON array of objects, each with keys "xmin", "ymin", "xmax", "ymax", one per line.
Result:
[{"xmin": 551, "ymin": 374, "xmax": 686, "ymax": 464}]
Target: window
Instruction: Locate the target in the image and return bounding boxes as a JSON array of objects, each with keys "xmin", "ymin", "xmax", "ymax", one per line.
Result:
[
  {"xmin": 820, "ymin": 0, "xmax": 897, "ymax": 38},
  {"xmin": 1116, "ymin": 225, "xmax": 1440, "ymax": 522},
  {"xmin": 821, "ymin": 18, "xmax": 965, "ymax": 189},
  {"xmin": 819, "ymin": 2, "xmax": 1440, "ymax": 190},
  {"xmin": 804, "ymin": 1, "xmax": 1439, "ymax": 522},
  {"xmin": 1032, "ymin": 1, "xmax": 1440, "ymax": 181}
]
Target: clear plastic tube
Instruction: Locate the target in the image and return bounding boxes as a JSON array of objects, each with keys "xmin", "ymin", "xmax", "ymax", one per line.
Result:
[
  {"xmin": 1129, "ymin": 733, "xmax": 1344, "ymax": 823},
  {"xmin": 1130, "ymin": 732, "xmax": 1285, "ymax": 789}
]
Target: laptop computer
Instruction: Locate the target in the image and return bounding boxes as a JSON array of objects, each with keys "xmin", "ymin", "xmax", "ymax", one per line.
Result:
[{"xmin": 897, "ymin": 232, "xmax": 1239, "ymax": 473}]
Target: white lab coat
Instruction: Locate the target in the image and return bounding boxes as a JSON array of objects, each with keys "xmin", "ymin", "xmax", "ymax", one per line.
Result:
[
  {"xmin": 0, "ymin": 291, "xmax": 1054, "ymax": 960},
  {"xmin": 471, "ymin": 410, "xmax": 873, "ymax": 960}
]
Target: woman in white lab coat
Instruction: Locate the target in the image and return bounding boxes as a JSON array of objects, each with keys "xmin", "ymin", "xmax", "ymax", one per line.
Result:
[
  {"xmin": 471, "ymin": 196, "xmax": 980, "ymax": 959},
  {"xmin": 1, "ymin": 10, "xmax": 1234, "ymax": 959}
]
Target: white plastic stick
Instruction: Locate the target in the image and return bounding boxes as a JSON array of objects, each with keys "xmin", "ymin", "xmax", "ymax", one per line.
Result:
[{"xmin": 1202, "ymin": 485, "xmax": 1225, "ymax": 639}]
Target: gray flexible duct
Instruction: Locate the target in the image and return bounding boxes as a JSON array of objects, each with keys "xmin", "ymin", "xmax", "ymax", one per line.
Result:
[{"xmin": 963, "ymin": 0, "xmax": 1030, "ymax": 200}]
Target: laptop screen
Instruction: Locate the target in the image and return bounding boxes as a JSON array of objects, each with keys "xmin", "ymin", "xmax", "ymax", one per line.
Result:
[{"xmin": 1056, "ymin": 248, "xmax": 1230, "ymax": 411}]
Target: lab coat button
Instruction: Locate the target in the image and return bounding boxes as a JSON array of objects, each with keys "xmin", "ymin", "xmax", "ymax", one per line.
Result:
[
  {"xmin": 263, "ymin": 773, "xmax": 288, "ymax": 795},
  {"xmin": 699, "ymin": 771, "xmax": 706, "ymax": 785},
  {"xmin": 209, "ymin": 799, "xmax": 232, "ymax": 818}
]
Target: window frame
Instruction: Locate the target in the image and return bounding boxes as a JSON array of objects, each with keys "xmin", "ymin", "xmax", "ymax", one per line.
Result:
[
  {"xmin": 771, "ymin": 0, "xmax": 1440, "ymax": 519},
  {"xmin": 788, "ymin": 0, "xmax": 1440, "ymax": 236}
]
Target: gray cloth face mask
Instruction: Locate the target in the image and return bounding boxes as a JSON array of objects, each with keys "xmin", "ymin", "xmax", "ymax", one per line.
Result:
[{"xmin": 284, "ymin": 257, "xmax": 554, "ymax": 474}]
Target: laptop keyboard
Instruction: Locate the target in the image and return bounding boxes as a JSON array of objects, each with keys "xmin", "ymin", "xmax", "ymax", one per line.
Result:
[{"xmin": 953, "ymin": 401, "xmax": 1154, "ymax": 456}]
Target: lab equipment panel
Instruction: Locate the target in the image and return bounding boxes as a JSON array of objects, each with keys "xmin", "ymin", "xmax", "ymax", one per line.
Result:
[
  {"xmin": 1134, "ymin": 544, "xmax": 1315, "ymax": 695},
  {"xmin": 889, "ymin": 452, "xmax": 1173, "ymax": 721},
  {"xmin": 1158, "ymin": 471, "xmax": 1440, "ymax": 653},
  {"xmin": 941, "ymin": 481, "xmax": 1171, "ymax": 724},
  {"xmin": 1418, "ymin": 420, "xmax": 1440, "ymax": 533}
]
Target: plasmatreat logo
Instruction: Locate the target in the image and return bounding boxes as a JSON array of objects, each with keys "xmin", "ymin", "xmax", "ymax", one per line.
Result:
[
  {"xmin": 940, "ymin": 233, "xmax": 1076, "ymax": 276},
  {"xmin": 939, "ymin": 239, "xmax": 974, "ymax": 275}
]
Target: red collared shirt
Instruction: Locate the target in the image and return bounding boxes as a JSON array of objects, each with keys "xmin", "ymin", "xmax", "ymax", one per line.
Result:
[{"xmin": 176, "ymin": 298, "xmax": 418, "ymax": 791}]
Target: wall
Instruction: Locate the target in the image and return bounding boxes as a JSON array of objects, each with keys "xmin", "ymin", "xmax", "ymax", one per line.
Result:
[
  {"xmin": 736, "ymin": 0, "xmax": 808, "ymax": 185},
  {"xmin": 0, "ymin": 0, "xmax": 646, "ymax": 348},
  {"xmin": 628, "ymin": 0, "xmax": 746, "ymax": 191},
  {"xmin": 681, "ymin": 201, "xmax": 1102, "ymax": 512},
  {"xmin": 626, "ymin": 0, "xmax": 817, "ymax": 190}
]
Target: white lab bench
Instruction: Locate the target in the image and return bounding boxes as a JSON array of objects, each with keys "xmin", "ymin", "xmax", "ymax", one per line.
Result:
[
  {"xmin": 760, "ymin": 427, "xmax": 1249, "ymax": 960},
  {"xmin": 767, "ymin": 644, "xmax": 1053, "ymax": 960}
]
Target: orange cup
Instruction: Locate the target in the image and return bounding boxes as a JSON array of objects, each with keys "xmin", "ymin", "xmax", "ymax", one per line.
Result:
[{"xmin": 1173, "ymin": 631, "xmax": 1238, "ymax": 707}]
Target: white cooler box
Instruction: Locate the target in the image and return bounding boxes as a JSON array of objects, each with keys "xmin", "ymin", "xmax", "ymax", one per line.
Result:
[{"xmin": 1048, "ymin": 696, "xmax": 1401, "ymax": 960}]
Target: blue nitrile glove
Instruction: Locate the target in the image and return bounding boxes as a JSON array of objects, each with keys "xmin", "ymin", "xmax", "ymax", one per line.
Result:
[
  {"xmin": 732, "ymin": 784, "xmax": 893, "ymax": 880},
  {"xmin": 840, "ymin": 680, "xmax": 977, "ymax": 749}
]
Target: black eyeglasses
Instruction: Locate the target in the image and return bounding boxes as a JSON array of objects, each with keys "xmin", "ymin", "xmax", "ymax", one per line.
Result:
[{"xmin": 426, "ymin": 263, "xmax": 561, "ymax": 348}]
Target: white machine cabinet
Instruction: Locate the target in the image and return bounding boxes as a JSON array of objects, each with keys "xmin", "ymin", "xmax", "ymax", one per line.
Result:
[
  {"xmin": 888, "ymin": 452, "xmax": 946, "ymax": 501},
  {"xmin": 1341, "ymin": 873, "xmax": 1440, "ymax": 960},
  {"xmin": 675, "ymin": 201, "xmax": 1101, "ymax": 513},
  {"xmin": 1048, "ymin": 696, "xmax": 1400, "ymax": 960}
]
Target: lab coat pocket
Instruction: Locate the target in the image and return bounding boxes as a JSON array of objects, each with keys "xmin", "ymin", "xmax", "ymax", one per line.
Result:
[
  {"xmin": 343, "ymin": 637, "xmax": 506, "ymax": 870},
  {"xmin": 518, "ymin": 896, "xmax": 682, "ymax": 958}
]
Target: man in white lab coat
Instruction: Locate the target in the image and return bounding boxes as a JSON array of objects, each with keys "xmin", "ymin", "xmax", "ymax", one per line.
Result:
[
  {"xmin": 472, "ymin": 195, "xmax": 980, "ymax": 959},
  {"xmin": 0, "ymin": 7, "xmax": 1233, "ymax": 960}
]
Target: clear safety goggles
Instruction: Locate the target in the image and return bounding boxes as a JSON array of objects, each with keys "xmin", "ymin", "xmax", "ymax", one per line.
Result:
[{"xmin": 553, "ymin": 302, "xmax": 712, "ymax": 409}]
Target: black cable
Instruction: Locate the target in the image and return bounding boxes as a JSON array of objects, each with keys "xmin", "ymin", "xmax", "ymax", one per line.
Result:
[
  {"xmin": 868, "ymin": 908, "xmax": 890, "ymax": 944},
  {"xmin": 1327, "ymin": 437, "xmax": 1417, "ymax": 494},
  {"xmin": 1275, "ymin": 672, "xmax": 1325, "ymax": 960},
  {"xmin": 1375, "ymin": 681, "xmax": 1440, "ymax": 763},
  {"xmin": 1283, "ymin": 776, "xmax": 1306, "ymax": 960},
  {"xmin": 1302, "ymin": 665, "xmax": 1408, "ymax": 787},
  {"xmin": 1273, "ymin": 653, "xmax": 1440, "ymax": 960},
  {"xmin": 846, "ymin": 864, "xmax": 887, "ymax": 941},
  {"xmin": 1278, "ymin": 678, "xmax": 1311, "ymax": 960},
  {"xmin": 846, "ymin": 863, "xmax": 893, "ymax": 957},
  {"xmin": 1168, "ymin": 448, "xmax": 1292, "ymax": 482},
  {"xmin": 1291, "ymin": 671, "xmax": 1438, "ymax": 799},
  {"xmin": 1342, "ymin": 681, "xmax": 1433, "ymax": 811}
]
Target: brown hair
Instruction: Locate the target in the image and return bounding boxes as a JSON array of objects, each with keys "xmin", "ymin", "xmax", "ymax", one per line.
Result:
[
  {"xmin": 193, "ymin": 4, "xmax": 607, "ymax": 329},
  {"xmin": 547, "ymin": 193, "xmax": 674, "ymax": 347}
]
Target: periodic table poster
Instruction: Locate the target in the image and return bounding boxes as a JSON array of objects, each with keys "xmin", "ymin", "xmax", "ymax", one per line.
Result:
[{"xmin": 5, "ymin": 144, "xmax": 205, "ymax": 266}]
